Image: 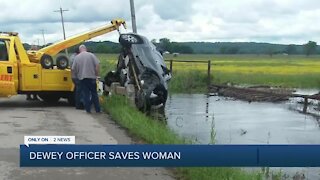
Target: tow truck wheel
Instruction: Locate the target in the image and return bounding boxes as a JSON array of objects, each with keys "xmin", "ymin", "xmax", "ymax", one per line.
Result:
[
  {"xmin": 40, "ymin": 54, "xmax": 54, "ymax": 69},
  {"xmin": 56, "ymin": 55, "xmax": 69, "ymax": 70}
]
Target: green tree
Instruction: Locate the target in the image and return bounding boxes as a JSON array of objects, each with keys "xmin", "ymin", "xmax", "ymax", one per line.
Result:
[
  {"xmin": 286, "ymin": 44, "xmax": 297, "ymax": 55},
  {"xmin": 220, "ymin": 47, "xmax": 227, "ymax": 54},
  {"xmin": 266, "ymin": 47, "xmax": 275, "ymax": 57},
  {"xmin": 304, "ymin": 41, "xmax": 317, "ymax": 56},
  {"xmin": 227, "ymin": 47, "xmax": 239, "ymax": 54},
  {"xmin": 171, "ymin": 43, "xmax": 193, "ymax": 54},
  {"xmin": 159, "ymin": 38, "xmax": 172, "ymax": 52},
  {"xmin": 95, "ymin": 44, "xmax": 108, "ymax": 53}
]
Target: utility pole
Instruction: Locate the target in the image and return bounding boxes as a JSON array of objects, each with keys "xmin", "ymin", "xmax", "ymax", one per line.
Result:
[
  {"xmin": 40, "ymin": 29, "xmax": 46, "ymax": 46},
  {"xmin": 54, "ymin": 7, "xmax": 68, "ymax": 40},
  {"xmin": 54, "ymin": 4, "xmax": 69, "ymax": 54},
  {"xmin": 130, "ymin": 0, "xmax": 137, "ymax": 33}
]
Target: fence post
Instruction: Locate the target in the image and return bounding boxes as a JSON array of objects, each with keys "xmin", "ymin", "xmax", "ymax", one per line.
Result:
[
  {"xmin": 207, "ymin": 60, "xmax": 211, "ymax": 86},
  {"xmin": 170, "ymin": 60, "xmax": 173, "ymax": 73},
  {"xmin": 303, "ymin": 97, "xmax": 308, "ymax": 113}
]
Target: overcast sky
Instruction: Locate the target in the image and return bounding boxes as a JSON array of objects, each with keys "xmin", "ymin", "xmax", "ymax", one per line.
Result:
[{"xmin": 1, "ymin": 0, "xmax": 320, "ymax": 45}]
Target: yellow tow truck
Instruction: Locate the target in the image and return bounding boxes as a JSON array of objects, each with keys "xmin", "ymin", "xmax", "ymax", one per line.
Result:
[{"xmin": 0, "ymin": 19, "xmax": 126, "ymax": 104}]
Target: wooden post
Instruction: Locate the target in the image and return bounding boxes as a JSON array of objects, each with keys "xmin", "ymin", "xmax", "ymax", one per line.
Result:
[
  {"xmin": 207, "ymin": 60, "xmax": 211, "ymax": 86},
  {"xmin": 303, "ymin": 97, "xmax": 308, "ymax": 113},
  {"xmin": 169, "ymin": 60, "xmax": 173, "ymax": 73}
]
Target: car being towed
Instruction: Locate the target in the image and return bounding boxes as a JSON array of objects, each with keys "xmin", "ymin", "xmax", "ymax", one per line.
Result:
[{"xmin": 104, "ymin": 33, "xmax": 171, "ymax": 111}]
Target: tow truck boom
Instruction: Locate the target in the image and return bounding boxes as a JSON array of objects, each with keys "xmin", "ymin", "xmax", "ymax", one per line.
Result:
[{"xmin": 27, "ymin": 19, "xmax": 126, "ymax": 66}]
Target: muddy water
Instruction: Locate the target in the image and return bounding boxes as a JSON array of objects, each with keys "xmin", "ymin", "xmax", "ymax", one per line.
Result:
[
  {"xmin": 166, "ymin": 94, "xmax": 320, "ymax": 144},
  {"xmin": 165, "ymin": 93, "xmax": 320, "ymax": 178}
]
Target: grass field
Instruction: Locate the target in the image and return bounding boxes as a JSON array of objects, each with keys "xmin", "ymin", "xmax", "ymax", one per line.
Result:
[{"xmin": 98, "ymin": 54, "xmax": 320, "ymax": 93}]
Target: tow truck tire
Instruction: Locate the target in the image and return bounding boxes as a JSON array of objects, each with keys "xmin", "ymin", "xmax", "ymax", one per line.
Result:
[
  {"xmin": 56, "ymin": 55, "xmax": 69, "ymax": 70},
  {"xmin": 39, "ymin": 94, "xmax": 60, "ymax": 104},
  {"xmin": 40, "ymin": 54, "xmax": 54, "ymax": 69}
]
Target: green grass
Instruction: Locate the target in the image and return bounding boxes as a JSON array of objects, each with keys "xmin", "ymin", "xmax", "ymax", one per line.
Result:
[
  {"xmin": 163, "ymin": 54, "xmax": 320, "ymax": 61},
  {"xmin": 103, "ymin": 95, "xmax": 185, "ymax": 144},
  {"xmin": 97, "ymin": 53, "xmax": 118, "ymax": 74},
  {"xmin": 165, "ymin": 54, "xmax": 320, "ymax": 92},
  {"xmin": 103, "ymin": 95, "xmax": 264, "ymax": 180},
  {"xmin": 169, "ymin": 70, "xmax": 210, "ymax": 93},
  {"xmin": 212, "ymin": 72, "xmax": 320, "ymax": 88}
]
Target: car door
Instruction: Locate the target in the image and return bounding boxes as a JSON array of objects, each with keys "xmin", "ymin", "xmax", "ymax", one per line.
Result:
[{"xmin": 0, "ymin": 38, "xmax": 18, "ymax": 97}]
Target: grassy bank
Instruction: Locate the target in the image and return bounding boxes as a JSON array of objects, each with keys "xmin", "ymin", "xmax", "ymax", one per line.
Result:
[
  {"xmin": 103, "ymin": 95, "xmax": 263, "ymax": 180},
  {"xmin": 169, "ymin": 70, "xmax": 210, "ymax": 93},
  {"xmin": 103, "ymin": 95, "xmax": 185, "ymax": 144}
]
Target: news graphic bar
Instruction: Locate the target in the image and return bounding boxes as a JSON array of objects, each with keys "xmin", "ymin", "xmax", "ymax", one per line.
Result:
[
  {"xmin": 24, "ymin": 136, "xmax": 75, "ymax": 146},
  {"xmin": 20, "ymin": 145, "xmax": 320, "ymax": 167}
]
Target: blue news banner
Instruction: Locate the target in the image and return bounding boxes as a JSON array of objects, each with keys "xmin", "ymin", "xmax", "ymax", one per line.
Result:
[{"xmin": 20, "ymin": 145, "xmax": 320, "ymax": 167}]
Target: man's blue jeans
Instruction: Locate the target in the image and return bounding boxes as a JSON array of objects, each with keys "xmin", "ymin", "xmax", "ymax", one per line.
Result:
[
  {"xmin": 72, "ymin": 78, "xmax": 83, "ymax": 109},
  {"xmin": 80, "ymin": 78, "xmax": 101, "ymax": 113}
]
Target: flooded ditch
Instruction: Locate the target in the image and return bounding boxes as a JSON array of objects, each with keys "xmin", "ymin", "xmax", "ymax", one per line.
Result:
[{"xmin": 164, "ymin": 92, "xmax": 320, "ymax": 179}]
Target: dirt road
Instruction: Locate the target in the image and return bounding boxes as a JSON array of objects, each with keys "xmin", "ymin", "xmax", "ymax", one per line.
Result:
[{"xmin": 0, "ymin": 95, "xmax": 174, "ymax": 180}]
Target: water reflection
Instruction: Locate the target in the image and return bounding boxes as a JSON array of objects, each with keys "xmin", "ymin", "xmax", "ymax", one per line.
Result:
[
  {"xmin": 165, "ymin": 94, "xmax": 215, "ymax": 143},
  {"xmin": 164, "ymin": 93, "xmax": 320, "ymax": 179},
  {"xmin": 165, "ymin": 94, "xmax": 320, "ymax": 144}
]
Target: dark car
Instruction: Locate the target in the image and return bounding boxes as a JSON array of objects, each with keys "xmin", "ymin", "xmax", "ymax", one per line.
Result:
[{"xmin": 104, "ymin": 33, "xmax": 171, "ymax": 111}]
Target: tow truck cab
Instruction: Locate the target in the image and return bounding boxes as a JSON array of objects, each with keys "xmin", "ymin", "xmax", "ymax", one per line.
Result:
[{"xmin": 0, "ymin": 32, "xmax": 73, "ymax": 102}]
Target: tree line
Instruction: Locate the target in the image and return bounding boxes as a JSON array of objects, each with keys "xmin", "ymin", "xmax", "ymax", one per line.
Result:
[{"xmin": 23, "ymin": 39, "xmax": 319, "ymax": 56}]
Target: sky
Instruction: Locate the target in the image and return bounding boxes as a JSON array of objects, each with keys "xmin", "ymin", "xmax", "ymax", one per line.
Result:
[{"xmin": 1, "ymin": 0, "xmax": 320, "ymax": 45}]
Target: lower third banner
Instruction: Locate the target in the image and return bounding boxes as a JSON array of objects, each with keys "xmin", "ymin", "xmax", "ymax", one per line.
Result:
[{"xmin": 20, "ymin": 145, "xmax": 320, "ymax": 167}]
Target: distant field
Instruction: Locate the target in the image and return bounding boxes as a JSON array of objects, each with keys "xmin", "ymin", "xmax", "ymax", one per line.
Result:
[
  {"xmin": 98, "ymin": 54, "xmax": 320, "ymax": 92},
  {"xmin": 96, "ymin": 54, "xmax": 118, "ymax": 75},
  {"xmin": 165, "ymin": 54, "xmax": 320, "ymax": 74}
]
